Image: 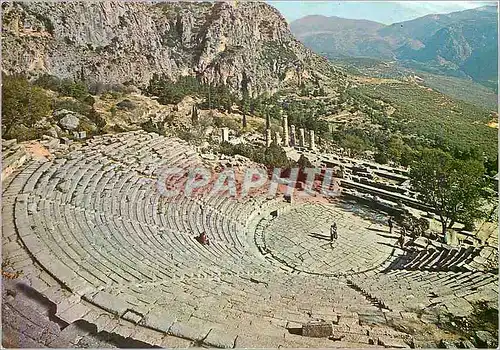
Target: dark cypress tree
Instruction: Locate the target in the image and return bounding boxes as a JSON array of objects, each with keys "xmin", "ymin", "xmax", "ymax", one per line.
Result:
[
  {"xmin": 191, "ymin": 104, "xmax": 199, "ymax": 125},
  {"xmin": 242, "ymin": 111, "xmax": 247, "ymax": 128}
]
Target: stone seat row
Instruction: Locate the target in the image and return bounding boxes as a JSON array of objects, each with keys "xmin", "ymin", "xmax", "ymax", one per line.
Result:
[
  {"xmin": 85, "ymin": 265, "xmax": 385, "ymax": 326},
  {"xmin": 86, "ymin": 132, "xmax": 196, "ymax": 161},
  {"xmin": 22, "ymin": 192, "xmax": 268, "ymax": 288},
  {"xmin": 14, "ymin": 159, "xmax": 278, "ymax": 282},
  {"xmin": 351, "ymin": 268, "xmax": 497, "ymax": 313},
  {"xmin": 389, "ymin": 246, "xmax": 479, "ymax": 272}
]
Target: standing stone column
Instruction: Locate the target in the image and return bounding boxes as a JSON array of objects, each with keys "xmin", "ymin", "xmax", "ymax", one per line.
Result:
[
  {"xmin": 299, "ymin": 128, "xmax": 305, "ymax": 147},
  {"xmin": 221, "ymin": 127, "xmax": 229, "ymax": 143},
  {"xmin": 290, "ymin": 125, "xmax": 296, "ymax": 146},
  {"xmin": 338, "ymin": 165, "xmax": 345, "ymax": 179},
  {"xmin": 309, "ymin": 130, "xmax": 316, "ymax": 150},
  {"xmin": 265, "ymin": 129, "xmax": 272, "ymax": 147},
  {"xmin": 282, "ymin": 115, "xmax": 289, "ymax": 146},
  {"xmin": 274, "ymin": 131, "xmax": 282, "ymax": 146}
]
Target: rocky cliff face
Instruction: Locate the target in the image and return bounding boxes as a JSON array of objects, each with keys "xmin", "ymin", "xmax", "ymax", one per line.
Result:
[{"xmin": 2, "ymin": 1, "xmax": 343, "ymax": 96}]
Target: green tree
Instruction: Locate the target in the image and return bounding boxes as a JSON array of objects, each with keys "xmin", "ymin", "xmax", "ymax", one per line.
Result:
[
  {"xmin": 251, "ymin": 96, "xmax": 265, "ymax": 116},
  {"xmin": 297, "ymin": 154, "xmax": 313, "ymax": 169},
  {"xmin": 262, "ymin": 142, "xmax": 291, "ymax": 168},
  {"xmin": 409, "ymin": 148, "xmax": 490, "ymax": 235},
  {"xmin": 374, "ymin": 152, "xmax": 389, "ymax": 164},
  {"xmin": 400, "ymin": 145, "xmax": 417, "ymax": 167},
  {"xmin": 59, "ymin": 79, "xmax": 89, "ymax": 100},
  {"xmin": 2, "ymin": 74, "xmax": 51, "ymax": 138},
  {"xmin": 387, "ymin": 135, "xmax": 404, "ymax": 162},
  {"xmin": 268, "ymin": 105, "xmax": 281, "ymax": 120},
  {"xmin": 341, "ymin": 134, "xmax": 369, "ymax": 156},
  {"xmin": 241, "ymin": 94, "xmax": 250, "ymax": 115}
]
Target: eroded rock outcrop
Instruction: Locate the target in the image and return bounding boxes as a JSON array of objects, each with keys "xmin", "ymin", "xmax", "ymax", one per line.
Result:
[{"xmin": 2, "ymin": 1, "xmax": 344, "ymax": 96}]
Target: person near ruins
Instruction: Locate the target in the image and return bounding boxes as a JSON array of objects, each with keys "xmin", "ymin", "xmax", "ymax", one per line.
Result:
[
  {"xmin": 330, "ymin": 223, "xmax": 338, "ymax": 241},
  {"xmin": 198, "ymin": 232, "xmax": 210, "ymax": 245},
  {"xmin": 399, "ymin": 233, "xmax": 406, "ymax": 249},
  {"xmin": 388, "ymin": 216, "xmax": 393, "ymax": 235}
]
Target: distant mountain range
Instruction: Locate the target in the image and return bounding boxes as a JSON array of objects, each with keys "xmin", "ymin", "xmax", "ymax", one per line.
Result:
[{"xmin": 290, "ymin": 5, "xmax": 498, "ymax": 89}]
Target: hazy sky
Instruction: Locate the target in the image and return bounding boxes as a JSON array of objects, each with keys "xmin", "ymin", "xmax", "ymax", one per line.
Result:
[{"xmin": 268, "ymin": 1, "xmax": 497, "ymax": 24}]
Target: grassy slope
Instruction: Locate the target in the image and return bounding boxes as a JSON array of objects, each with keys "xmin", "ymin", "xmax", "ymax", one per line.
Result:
[
  {"xmin": 331, "ymin": 57, "xmax": 498, "ymax": 110},
  {"xmin": 354, "ymin": 82, "xmax": 498, "ymax": 160},
  {"xmin": 415, "ymin": 72, "xmax": 498, "ymax": 111}
]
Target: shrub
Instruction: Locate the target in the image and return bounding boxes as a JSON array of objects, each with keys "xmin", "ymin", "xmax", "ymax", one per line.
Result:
[
  {"xmin": 2, "ymin": 74, "xmax": 51, "ymax": 139},
  {"xmin": 213, "ymin": 115, "xmax": 241, "ymax": 131},
  {"xmin": 116, "ymin": 99, "xmax": 136, "ymax": 110},
  {"xmin": 297, "ymin": 154, "xmax": 313, "ymax": 169},
  {"xmin": 340, "ymin": 134, "xmax": 370, "ymax": 156},
  {"xmin": 218, "ymin": 142, "xmax": 292, "ymax": 168},
  {"xmin": 146, "ymin": 74, "xmax": 204, "ymax": 105},
  {"xmin": 374, "ymin": 152, "xmax": 389, "ymax": 164},
  {"xmin": 34, "ymin": 74, "xmax": 93, "ymax": 104}
]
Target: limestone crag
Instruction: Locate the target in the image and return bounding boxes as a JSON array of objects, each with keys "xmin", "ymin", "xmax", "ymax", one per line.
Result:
[{"xmin": 2, "ymin": 1, "xmax": 343, "ymax": 96}]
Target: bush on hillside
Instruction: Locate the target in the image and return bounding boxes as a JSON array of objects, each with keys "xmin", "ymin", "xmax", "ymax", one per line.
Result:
[{"xmin": 2, "ymin": 74, "xmax": 51, "ymax": 140}]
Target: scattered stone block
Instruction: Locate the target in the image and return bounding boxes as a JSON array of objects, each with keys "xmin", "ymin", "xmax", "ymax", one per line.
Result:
[
  {"xmin": 457, "ymin": 339, "xmax": 476, "ymax": 348},
  {"xmin": 203, "ymin": 328, "xmax": 237, "ymax": 348},
  {"xmin": 168, "ymin": 321, "xmax": 208, "ymax": 341},
  {"xmin": 123, "ymin": 309, "xmax": 143, "ymax": 324},
  {"xmin": 60, "ymin": 137, "xmax": 73, "ymax": 145},
  {"xmin": 412, "ymin": 237, "xmax": 429, "ymax": 249},
  {"xmin": 2, "ymin": 139, "xmax": 17, "ymax": 148},
  {"xmin": 109, "ymin": 319, "xmax": 137, "ymax": 339},
  {"xmin": 400, "ymin": 312, "xmax": 419, "ymax": 321},
  {"xmin": 474, "ymin": 330, "xmax": 497, "ymax": 348},
  {"xmin": 116, "ymin": 99, "xmax": 136, "ymax": 110},
  {"xmin": 58, "ymin": 112, "xmax": 80, "ymax": 130},
  {"xmin": 411, "ymin": 339, "xmax": 438, "ymax": 348},
  {"xmin": 439, "ymin": 339, "xmax": 458, "ymax": 348},
  {"xmin": 338, "ymin": 313, "xmax": 359, "ymax": 326},
  {"xmin": 140, "ymin": 308, "xmax": 175, "ymax": 332},
  {"xmin": 160, "ymin": 335, "xmax": 193, "ymax": 348},
  {"xmin": 56, "ymin": 302, "xmax": 91, "ymax": 324},
  {"xmin": 131, "ymin": 327, "xmax": 165, "ymax": 346},
  {"xmin": 302, "ymin": 320, "xmax": 333, "ymax": 338},
  {"xmin": 378, "ymin": 337, "xmax": 410, "ymax": 348},
  {"xmin": 358, "ymin": 312, "xmax": 385, "ymax": 326},
  {"xmin": 86, "ymin": 291, "xmax": 129, "ymax": 316}
]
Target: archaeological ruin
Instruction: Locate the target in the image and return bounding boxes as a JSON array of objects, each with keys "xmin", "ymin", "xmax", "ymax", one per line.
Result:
[{"xmin": 2, "ymin": 125, "xmax": 497, "ymax": 348}]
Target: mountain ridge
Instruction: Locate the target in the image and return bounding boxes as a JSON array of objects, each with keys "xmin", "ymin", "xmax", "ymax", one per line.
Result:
[{"xmin": 290, "ymin": 5, "xmax": 498, "ymax": 87}]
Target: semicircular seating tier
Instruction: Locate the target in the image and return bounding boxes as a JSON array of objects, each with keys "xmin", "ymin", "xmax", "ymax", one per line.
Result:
[{"xmin": 5, "ymin": 130, "xmax": 497, "ymax": 348}]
